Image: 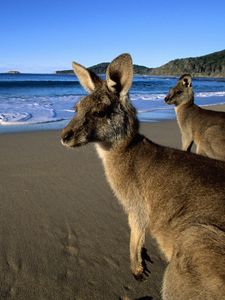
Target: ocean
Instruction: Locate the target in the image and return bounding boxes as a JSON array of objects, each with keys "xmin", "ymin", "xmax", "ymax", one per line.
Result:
[{"xmin": 0, "ymin": 73, "xmax": 225, "ymax": 133}]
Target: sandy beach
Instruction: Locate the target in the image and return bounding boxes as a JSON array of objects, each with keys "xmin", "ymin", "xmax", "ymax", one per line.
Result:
[{"xmin": 0, "ymin": 104, "xmax": 224, "ymax": 300}]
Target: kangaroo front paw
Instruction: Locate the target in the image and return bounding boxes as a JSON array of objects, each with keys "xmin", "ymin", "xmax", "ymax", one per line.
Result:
[
  {"xmin": 131, "ymin": 254, "xmax": 151, "ymax": 282},
  {"xmin": 131, "ymin": 264, "xmax": 144, "ymax": 281},
  {"xmin": 133, "ymin": 272, "xmax": 144, "ymax": 281}
]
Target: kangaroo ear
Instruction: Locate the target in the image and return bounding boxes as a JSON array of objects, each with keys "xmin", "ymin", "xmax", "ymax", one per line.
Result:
[
  {"xmin": 72, "ymin": 62, "xmax": 102, "ymax": 93},
  {"xmin": 106, "ymin": 53, "xmax": 133, "ymax": 97},
  {"xmin": 180, "ymin": 74, "xmax": 192, "ymax": 88}
]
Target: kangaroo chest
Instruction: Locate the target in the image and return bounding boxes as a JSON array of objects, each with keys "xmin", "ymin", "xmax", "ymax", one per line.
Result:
[{"xmin": 95, "ymin": 144, "xmax": 142, "ymax": 213}]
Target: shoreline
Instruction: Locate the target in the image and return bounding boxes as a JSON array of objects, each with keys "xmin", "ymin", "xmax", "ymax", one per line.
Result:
[{"xmin": 1, "ymin": 103, "xmax": 225, "ymax": 135}]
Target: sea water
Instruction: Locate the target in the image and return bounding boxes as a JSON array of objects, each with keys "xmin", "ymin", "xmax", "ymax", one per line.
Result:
[{"xmin": 0, "ymin": 73, "xmax": 225, "ymax": 133}]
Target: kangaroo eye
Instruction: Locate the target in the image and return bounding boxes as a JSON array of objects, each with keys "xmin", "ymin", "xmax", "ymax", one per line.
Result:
[
  {"xmin": 93, "ymin": 111, "xmax": 106, "ymax": 118},
  {"xmin": 176, "ymin": 90, "xmax": 183, "ymax": 96}
]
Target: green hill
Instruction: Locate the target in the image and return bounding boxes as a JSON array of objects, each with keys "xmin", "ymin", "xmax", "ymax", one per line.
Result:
[
  {"xmin": 56, "ymin": 49, "xmax": 225, "ymax": 77},
  {"xmin": 56, "ymin": 63, "xmax": 152, "ymax": 75},
  {"xmin": 89, "ymin": 63, "xmax": 153, "ymax": 75},
  {"xmin": 150, "ymin": 49, "xmax": 225, "ymax": 77}
]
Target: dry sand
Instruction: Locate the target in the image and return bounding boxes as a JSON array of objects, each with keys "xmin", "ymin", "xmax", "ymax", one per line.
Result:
[{"xmin": 0, "ymin": 104, "xmax": 224, "ymax": 300}]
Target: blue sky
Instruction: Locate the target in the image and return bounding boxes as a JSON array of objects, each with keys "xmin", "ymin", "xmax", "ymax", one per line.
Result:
[{"xmin": 1, "ymin": 0, "xmax": 225, "ymax": 73}]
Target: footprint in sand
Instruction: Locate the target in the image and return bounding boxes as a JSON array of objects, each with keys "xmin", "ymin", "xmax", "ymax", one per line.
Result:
[
  {"xmin": 57, "ymin": 222, "xmax": 80, "ymax": 283},
  {"xmin": 7, "ymin": 256, "xmax": 22, "ymax": 274},
  {"xmin": 55, "ymin": 222, "xmax": 80, "ymax": 258},
  {"xmin": 5, "ymin": 256, "xmax": 22, "ymax": 297},
  {"xmin": 103, "ymin": 256, "xmax": 120, "ymax": 269},
  {"xmin": 65, "ymin": 222, "xmax": 79, "ymax": 257}
]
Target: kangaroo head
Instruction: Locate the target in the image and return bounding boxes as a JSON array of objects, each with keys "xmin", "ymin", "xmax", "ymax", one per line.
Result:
[
  {"xmin": 61, "ymin": 53, "xmax": 139, "ymax": 148},
  {"xmin": 165, "ymin": 74, "xmax": 194, "ymax": 106}
]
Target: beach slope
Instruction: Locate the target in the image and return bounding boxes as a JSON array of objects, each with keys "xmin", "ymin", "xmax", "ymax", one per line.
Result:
[{"xmin": 0, "ymin": 120, "xmax": 191, "ymax": 300}]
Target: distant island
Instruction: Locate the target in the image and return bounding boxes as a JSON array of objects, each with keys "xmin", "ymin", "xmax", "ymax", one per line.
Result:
[
  {"xmin": 7, "ymin": 70, "xmax": 20, "ymax": 74},
  {"xmin": 56, "ymin": 49, "xmax": 225, "ymax": 78}
]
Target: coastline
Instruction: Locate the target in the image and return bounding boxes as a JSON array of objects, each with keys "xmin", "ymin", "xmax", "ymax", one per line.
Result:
[
  {"xmin": 1, "ymin": 74, "xmax": 225, "ymax": 131},
  {"xmin": 1, "ymin": 103, "xmax": 225, "ymax": 135}
]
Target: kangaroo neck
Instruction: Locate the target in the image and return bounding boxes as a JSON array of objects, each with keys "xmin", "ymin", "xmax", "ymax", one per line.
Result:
[
  {"xmin": 95, "ymin": 133, "xmax": 139, "ymax": 163},
  {"xmin": 175, "ymin": 100, "xmax": 198, "ymax": 119}
]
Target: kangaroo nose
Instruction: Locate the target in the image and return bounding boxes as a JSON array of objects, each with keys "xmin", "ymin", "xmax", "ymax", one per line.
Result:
[
  {"xmin": 164, "ymin": 95, "xmax": 169, "ymax": 103},
  {"xmin": 61, "ymin": 129, "xmax": 74, "ymax": 143}
]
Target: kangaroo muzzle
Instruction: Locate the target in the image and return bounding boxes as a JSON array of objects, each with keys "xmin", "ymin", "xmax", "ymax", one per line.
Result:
[
  {"xmin": 164, "ymin": 95, "xmax": 174, "ymax": 104},
  {"xmin": 61, "ymin": 128, "xmax": 74, "ymax": 145}
]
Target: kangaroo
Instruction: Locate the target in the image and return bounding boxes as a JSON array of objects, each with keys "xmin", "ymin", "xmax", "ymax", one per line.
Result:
[
  {"xmin": 61, "ymin": 54, "xmax": 225, "ymax": 299},
  {"xmin": 165, "ymin": 74, "xmax": 225, "ymax": 161}
]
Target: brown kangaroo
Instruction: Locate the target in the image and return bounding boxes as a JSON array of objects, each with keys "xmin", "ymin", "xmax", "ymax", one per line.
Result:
[
  {"xmin": 61, "ymin": 54, "xmax": 225, "ymax": 299},
  {"xmin": 165, "ymin": 74, "xmax": 225, "ymax": 161}
]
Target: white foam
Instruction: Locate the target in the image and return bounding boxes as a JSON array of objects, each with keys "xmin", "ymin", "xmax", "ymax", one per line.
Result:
[
  {"xmin": 0, "ymin": 95, "xmax": 79, "ymax": 126},
  {"xmin": 196, "ymin": 91, "xmax": 225, "ymax": 97},
  {"xmin": 0, "ymin": 112, "xmax": 31, "ymax": 125},
  {"xmin": 131, "ymin": 93, "xmax": 166, "ymax": 101}
]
